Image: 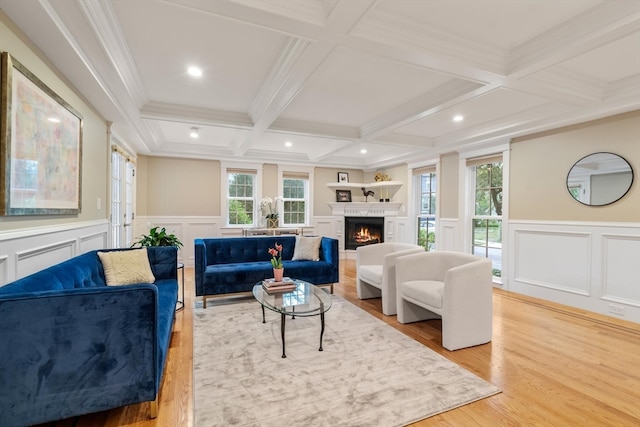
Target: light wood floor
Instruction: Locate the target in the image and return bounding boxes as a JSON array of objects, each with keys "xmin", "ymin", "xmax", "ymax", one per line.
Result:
[{"xmin": 39, "ymin": 259, "xmax": 640, "ymax": 426}]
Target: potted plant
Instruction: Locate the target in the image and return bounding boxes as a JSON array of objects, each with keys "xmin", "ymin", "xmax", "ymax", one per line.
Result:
[{"xmin": 132, "ymin": 226, "xmax": 183, "ymax": 248}]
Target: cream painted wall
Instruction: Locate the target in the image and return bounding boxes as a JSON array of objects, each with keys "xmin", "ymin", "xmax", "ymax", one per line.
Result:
[
  {"xmin": 0, "ymin": 12, "xmax": 108, "ymax": 231},
  {"xmin": 510, "ymin": 111, "xmax": 640, "ymax": 222},
  {"xmin": 314, "ymin": 167, "xmax": 364, "ymax": 216},
  {"xmin": 366, "ymin": 164, "xmax": 409, "ymax": 204},
  {"xmin": 136, "ymin": 156, "xmax": 220, "ymax": 216},
  {"xmin": 439, "ymin": 152, "xmax": 459, "ymax": 218},
  {"xmin": 136, "ymin": 161, "xmax": 376, "ymax": 218},
  {"xmin": 262, "ymin": 163, "xmax": 278, "ymax": 199}
]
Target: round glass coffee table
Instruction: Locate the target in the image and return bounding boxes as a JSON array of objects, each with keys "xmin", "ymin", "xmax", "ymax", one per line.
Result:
[{"xmin": 252, "ymin": 279, "xmax": 332, "ymax": 358}]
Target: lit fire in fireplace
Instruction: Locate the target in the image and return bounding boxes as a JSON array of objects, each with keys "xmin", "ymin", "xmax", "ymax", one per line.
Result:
[{"xmin": 354, "ymin": 226, "xmax": 381, "ymax": 245}]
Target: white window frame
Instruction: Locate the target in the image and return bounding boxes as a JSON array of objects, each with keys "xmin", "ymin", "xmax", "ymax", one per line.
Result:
[
  {"xmin": 221, "ymin": 162, "xmax": 263, "ymax": 227},
  {"xmin": 278, "ymin": 165, "xmax": 313, "ymax": 227},
  {"xmin": 412, "ymin": 165, "xmax": 438, "ymax": 251},
  {"xmin": 459, "ymin": 144, "xmax": 510, "ymax": 286},
  {"xmin": 407, "ymin": 159, "xmax": 439, "ymax": 249}
]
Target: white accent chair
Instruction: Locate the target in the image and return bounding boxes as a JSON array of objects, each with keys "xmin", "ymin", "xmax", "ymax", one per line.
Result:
[
  {"xmin": 356, "ymin": 242, "xmax": 424, "ymax": 315},
  {"xmin": 395, "ymin": 251, "xmax": 493, "ymax": 351}
]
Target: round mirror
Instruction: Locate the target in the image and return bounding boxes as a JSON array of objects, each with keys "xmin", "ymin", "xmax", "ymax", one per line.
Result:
[{"xmin": 567, "ymin": 152, "xmax": 634, "ymax": 206}]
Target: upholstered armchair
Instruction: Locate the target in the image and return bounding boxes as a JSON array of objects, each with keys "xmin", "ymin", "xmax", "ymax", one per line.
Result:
[
  {"xmin": 356, "ymin": 242, "xmax": 424, "ymax": 315},
  {"xmin": 395, "ymin": 251, "xmax": 493, "ymax": 351}
]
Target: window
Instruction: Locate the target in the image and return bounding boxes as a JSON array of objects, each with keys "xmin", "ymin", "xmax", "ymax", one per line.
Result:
[
  {"xmin": 227, "ymin": 171, "xmax": 255, "ymax": 225},
  {"xmin": 279, "ymin": 169, "xmax": 311, "ymax": 226},
  {"xmin": 414, "ymin": 166, "xmax": 437, "ymax": 251},
  {"xmin": 282, "ymin": 178, "xmax": 307, "ymax": 225},
  {"xmin": 470, "ymin": 159, "xmax": 502, "ymax": 277}
]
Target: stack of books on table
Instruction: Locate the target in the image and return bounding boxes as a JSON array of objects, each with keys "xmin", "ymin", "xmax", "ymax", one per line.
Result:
[{"xmin": 262, "ymin": 277, "xmax": 297, "ymax": 293}]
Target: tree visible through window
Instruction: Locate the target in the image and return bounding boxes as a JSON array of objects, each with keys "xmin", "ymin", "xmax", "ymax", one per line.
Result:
[
  {"xmin": 472, "ymin": 162, "xmax": 502, "ymax": 277},
  {"xmin": 282, "ymin": 178, "xmax": 306, "ymax": 225},
  {"xmin": 417, "ymin": 172, "xmax": 436, "ymax": 251},
  {"xmin": 228, "ymin": 173, "xmax": 254, "ymax": 225}
]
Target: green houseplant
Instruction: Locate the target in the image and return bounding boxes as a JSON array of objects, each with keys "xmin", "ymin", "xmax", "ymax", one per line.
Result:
[{"xmin": 132, "ymin": 226, "xmax": 183, "ymax": 248}]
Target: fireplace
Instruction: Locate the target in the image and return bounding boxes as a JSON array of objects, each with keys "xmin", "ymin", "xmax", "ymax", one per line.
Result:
[{"xmin": 345, "ymin": 217, "xmax": 384, "ymax": 250}]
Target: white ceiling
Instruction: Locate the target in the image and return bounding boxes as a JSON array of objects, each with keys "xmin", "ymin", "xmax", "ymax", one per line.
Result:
[{"xmin": 2, "ymin": 0, "xmax": 639, "ymax": 169}]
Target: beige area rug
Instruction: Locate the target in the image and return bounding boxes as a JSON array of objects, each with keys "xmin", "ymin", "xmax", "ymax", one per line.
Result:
[{"xmin": 193, "ymin": 295, "xmax": 500, "ymax": 427}]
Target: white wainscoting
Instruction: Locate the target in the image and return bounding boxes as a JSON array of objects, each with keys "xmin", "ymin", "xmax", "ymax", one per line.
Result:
[
  {"xmin": 508, "ymin": 220, "xmax": 640, "ymax": 323},
  {"xmin": 438, "ymin": 218, "xmax": 460, "ymax": 252},
  {"xmin": 0, "ymin": 220, "xmax": 109, "ymax": 286}
]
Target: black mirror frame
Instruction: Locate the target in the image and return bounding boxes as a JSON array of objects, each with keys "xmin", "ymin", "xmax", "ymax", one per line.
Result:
[{"xmin": 566, "ymin": 152, "xmax": 634, "ymax": 207}]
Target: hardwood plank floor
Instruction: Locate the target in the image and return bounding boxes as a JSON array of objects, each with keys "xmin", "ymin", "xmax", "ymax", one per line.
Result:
[{"xmin": 38, "ymin": 259, "xmax": 640, "ymax": 426}]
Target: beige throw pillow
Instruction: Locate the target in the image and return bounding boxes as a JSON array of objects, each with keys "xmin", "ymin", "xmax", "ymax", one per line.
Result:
[
  {"xmin": 292, "ymin": 236, "xmax": 322, "ymax": 261},
  {"xmin": 98, "ymin": 248, "xmax": 156, "ymax": 286}
]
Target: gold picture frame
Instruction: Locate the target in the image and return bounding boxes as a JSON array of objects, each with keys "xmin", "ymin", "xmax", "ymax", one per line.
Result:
[{"xmin": 1, "ymin": 52, "xmax": 83, "ymax": 215}]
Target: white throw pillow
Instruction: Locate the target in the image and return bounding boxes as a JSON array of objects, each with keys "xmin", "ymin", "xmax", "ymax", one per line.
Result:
[
  {"xmin": 292, "ymin": 236, "xmax": 322, "ymax": 261},
  {"xmin": 98, "ymin": 248, "xmax": 156, "ymax": 286}
]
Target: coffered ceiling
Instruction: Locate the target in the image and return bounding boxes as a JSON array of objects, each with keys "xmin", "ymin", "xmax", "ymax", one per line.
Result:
[{"xmin": 2, "ymin": 0, "xmax": 639, "ymax": 169}]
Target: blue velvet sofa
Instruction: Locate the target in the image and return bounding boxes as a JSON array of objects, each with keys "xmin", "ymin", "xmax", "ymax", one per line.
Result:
[
  {"xmin": 195, "ymin": 235, "xmax": 339, "ymax": 307},
  {"xmin": 0, "ymin": 246, "xmax": 178, "ymax": 427}
]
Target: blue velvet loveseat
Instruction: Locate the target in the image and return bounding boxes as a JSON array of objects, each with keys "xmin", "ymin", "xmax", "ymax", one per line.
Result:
[
  {"xmin": 195, "ymin": 235, "xmax": 339, "ymax": 308},
  {"xmin": 0, "ymin": 246, "xmax": 178, "ymax": 427}
]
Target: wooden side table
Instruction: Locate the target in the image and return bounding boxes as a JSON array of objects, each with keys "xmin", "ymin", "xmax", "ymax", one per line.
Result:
[{"xmin": 176, "ymin": 262, "xmax": 185, "ymax": 311}]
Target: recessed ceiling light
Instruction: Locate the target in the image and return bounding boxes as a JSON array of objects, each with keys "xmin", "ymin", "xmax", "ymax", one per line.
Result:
[
  {"xmin": 360, "ymin": 148, "xmax": 367, "ymax": 154},
  {"xmin": 190, "ymin": 127, "xmax": 199, "ymax": 138},
  {"xmin": 187, "ymin": 66, "xmax": 202, "ymax": 77},
  {"xmin": 285, "ymin": 141, "xmax": 292, "ymax": 147},
  {"xmin": 453, "ymin": 115, "xmax": 464, "ymax": 122},
  {"xmin": 47, "ymin": 117, "xmax": 61, "ymax": 123}
]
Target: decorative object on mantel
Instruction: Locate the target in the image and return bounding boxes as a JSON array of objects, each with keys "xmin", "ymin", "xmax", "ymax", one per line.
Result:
[
  {"xmin": 261, "ymin": 197, "xmax": 282, "ymax": 228},
  {"xmin": 336, "ymin": 189, "xmax": 352, "ymax": 202},
  {"xmin": 268, "ymin": 243, "xmax": 284, "ymax": 281},
  {"xmin": 361, "ymin": 187, "xmax": 375, "ymax": 202},
  {"xmin": 337, "ymin": 172, "xmax": 349, "ymax": 183},
  {"xmin": 374, "ymin": 172, "xmax": 391, "ymax": 182}
]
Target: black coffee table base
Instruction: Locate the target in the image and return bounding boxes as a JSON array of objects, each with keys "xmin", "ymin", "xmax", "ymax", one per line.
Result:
[{"xmin": 260, "ymin": 303, "xmax": 325, "ymax": 358}]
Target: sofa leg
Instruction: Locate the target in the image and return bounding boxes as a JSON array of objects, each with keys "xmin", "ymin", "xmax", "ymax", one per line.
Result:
[
  {"xmin": 150, "ymin": 397, "xmax": 158, "ymax": 418},
  {"xmin": 203, "ymin": 296, "xmax": 207, "ymax": 309},
  {"xmin": 330, "ymin": 283, "xmax": 334, "ymax": 294}
]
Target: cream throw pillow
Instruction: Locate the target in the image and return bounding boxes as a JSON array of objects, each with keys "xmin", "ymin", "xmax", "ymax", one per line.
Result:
[
  {"xmin": 98, "ymin": 248, "xmax": 156, "ymax": 286},
  {"xmin": 292, "ymin": 236, "xmax": 322, "ymax": 261}
]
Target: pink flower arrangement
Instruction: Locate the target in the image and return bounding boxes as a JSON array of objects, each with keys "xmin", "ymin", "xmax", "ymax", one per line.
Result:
[{"xmin": 268, "ymin": 243, "xmax": 283, "ymax": 269}]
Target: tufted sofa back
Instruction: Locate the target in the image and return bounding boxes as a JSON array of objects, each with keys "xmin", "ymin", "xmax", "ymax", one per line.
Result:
[{"xmin": 201, "ymin": 236, "xmax": 297, "ymax": 265}]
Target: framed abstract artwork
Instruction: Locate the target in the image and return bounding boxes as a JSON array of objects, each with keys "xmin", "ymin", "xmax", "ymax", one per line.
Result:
[{"xmin": 1, "ymin": 52, "xmax": 83, "ymax": 215}]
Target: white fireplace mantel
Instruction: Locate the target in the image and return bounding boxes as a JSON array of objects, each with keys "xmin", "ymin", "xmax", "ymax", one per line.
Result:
[{"xmin": 327, "ymin": 202, "xmax": 403, "ymax": 217}]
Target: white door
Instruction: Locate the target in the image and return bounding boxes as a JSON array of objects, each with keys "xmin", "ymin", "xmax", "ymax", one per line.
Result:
[{"xmin": 110, "ymin": 150, "xmax": 135, "ymax": 248}]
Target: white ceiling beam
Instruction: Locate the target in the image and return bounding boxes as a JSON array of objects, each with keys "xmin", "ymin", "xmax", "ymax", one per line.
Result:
[
  {"xmin": 268, "ymin": 118, "xmax": 359, "ymax": 140},
  {"xmin": 360, "ymin": 80, "xmax": 487, "ymax": 140},
  {"xmin": 140, "ymin": 102, "xmax": 254, "ymax": 129},
  {"xmin": 164, "ymin": 0, "xmax": 324, "ymax": 40},
  {"xmin": 508, "ymin": 1, "xmax": 640, "ymax": 79},
  {"xmin": 233, "ymin": 0, "xmax": 377, "ymax": 156},
  {"xmin": 37, "ymin": 0, "xmax": 157, "ymax": 151}
]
